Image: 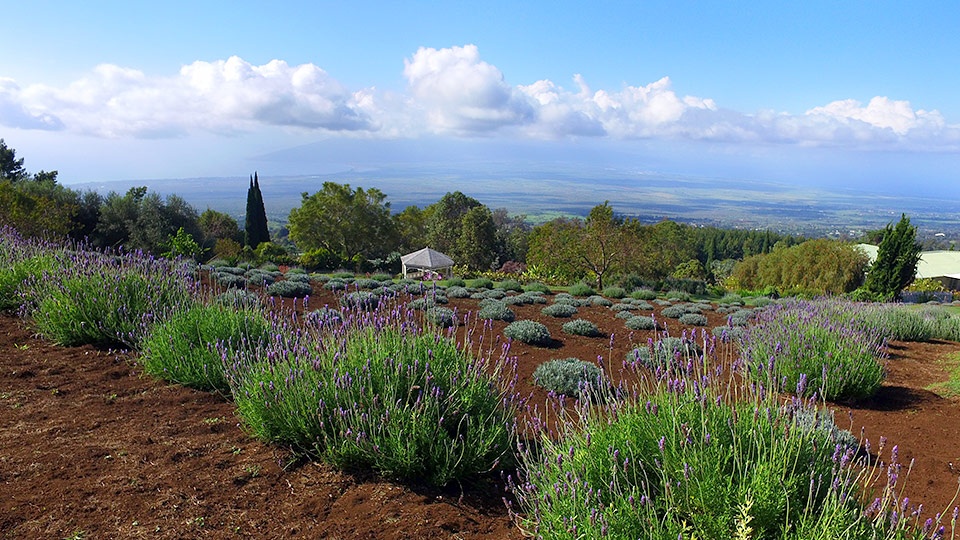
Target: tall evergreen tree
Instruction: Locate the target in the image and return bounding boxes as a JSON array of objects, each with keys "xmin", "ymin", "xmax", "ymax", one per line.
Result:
[
  {"xmin": 244, "ymin": 172, "xmax": 270, "ymax": 248},
  {"xmin": 865, "ymin": 214, "xmax": 922, "ymax": 300}
]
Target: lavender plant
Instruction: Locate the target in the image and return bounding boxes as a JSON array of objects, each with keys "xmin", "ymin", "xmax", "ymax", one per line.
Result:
[
  {"xmin": 741, "ymin": 299, "xmax": 887, "ymax": 401},
  {"xmin": 227, "ymin": 303, "xmax": 519, "ymax": 487}
]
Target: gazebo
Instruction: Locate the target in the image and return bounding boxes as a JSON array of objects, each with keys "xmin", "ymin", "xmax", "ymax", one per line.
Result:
[{"xmin": 400, "ymin": 247, "xmax": 455, "ymax": 279}]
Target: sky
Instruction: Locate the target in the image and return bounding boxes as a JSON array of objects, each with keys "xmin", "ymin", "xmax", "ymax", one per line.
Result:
[{"xmin": 1, "ymin": 1, "xmax": 959, "ymax": 197}]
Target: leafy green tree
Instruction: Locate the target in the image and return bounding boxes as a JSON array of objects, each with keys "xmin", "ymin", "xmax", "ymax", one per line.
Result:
[
  {"xmin": 0, "ymin": 180, "xmax": 77, "ymax": 238},
  {"xmin": 244, "ymin": 172, "xmax": 270, "ymax": 249},
  {"xmin": 527, "ymin": 218, "xmax": 586, "ymax": 284},
  {"xmin": 865, "ymin": 214, "xmax": 922, "ymax": 300},
  {"xmin": 456, "ymin": 206, "xmax": 498, "ymax": 270},
  {"xmin": 162, "ymin": 227, "xmax": 204, "ymax": 260},
  {"xmin": 0, "ymin": 139, "xmax": 28, "ymax": 182},
  {"xmin": 426, "ymin": 191, "xmax": 482, "ymax": 253},
  {"xmin": 198, "ymin": 208, "xmax": 242, "ymax": 251},
  {"xmin": 730, "ymin": 239, "xmax": 869, "ymax": 295},
  {"xmin": 393, "ymin": 205, "xmax": 430, "ymax": 252},
  {"xmin": 492, "ymin": 208, "xmax": 530, "ymax": 265},
  {"xmin": 93, "ymin": 187, "xmax": 201, "ymax": 255},
  {"xmin": 288, "ymin": 182, "xmax": 398, "ymax": 263}
]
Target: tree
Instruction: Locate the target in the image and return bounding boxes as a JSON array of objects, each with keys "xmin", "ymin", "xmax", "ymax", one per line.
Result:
[
  {"xmin": 865, "ymin": 214, "xmax": 922, "ymax": 300},
  {"xmin": 198, "ymin": 208, "xmax": 242, "ymax": 252},
  {"xmin": 93, "ymin": 187, "xmax": 202, "ymax": 255},
  {"xmin": 393, "ymin": 205, "xmax": 429, "ymax": 252},
  {"xmin": 456, "ymin": 206, "xmax": 498, "ymax": 270},
  {"xmin": 730, "ymin": 239, "xmax": 869, "ymax": 295},
  {"xmin": 244, "ymin": 172, "xmax": 270, "ymax": 249},
  {"xmin": 527, "ymin": 203, "xmax": 634, "ymax": 289},
  {"xmin": 287, "ymin": 182, "xmax": 398, "ymax": 263},
  {"xmin": 0, "ymin": 139, "xmax": 28, "ymax": 182},
  {"xmin": 426, "ymin": 192, "xmax": 482, "ymax": 254}
]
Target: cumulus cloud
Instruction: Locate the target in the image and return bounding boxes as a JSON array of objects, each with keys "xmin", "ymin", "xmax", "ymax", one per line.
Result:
[
  {"xmin": 2, "ymin": 46, "xmax": 959, "ymax": 152},
  {"xmin": 403, "ymin": 45, "xmax": 535, "ymax": 133},
  {"xmin": 5, "ymin": 57, "xmax": 374, "ymax": 137},
  {"xmin": 0, "ymin": 78, "xmax": 63, "ymax": 130}
]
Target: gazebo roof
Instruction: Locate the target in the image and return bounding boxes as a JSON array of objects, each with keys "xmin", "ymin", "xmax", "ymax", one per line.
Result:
[{"xmin": 400, "ymin": 247, "xmax": 454, "ymax": 269}]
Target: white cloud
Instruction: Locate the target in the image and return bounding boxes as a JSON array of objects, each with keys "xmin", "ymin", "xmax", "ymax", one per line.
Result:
[
  {"xmin": 402, "ymin": 45, "xmax": 535, "ymax": 133},
  {"xmin": 7, "ymin": 57, "xmax": 374, "ymax": 137},
  {"xmin": 2, "ymin": 46, "xmax": 959, "ymax": 152}
]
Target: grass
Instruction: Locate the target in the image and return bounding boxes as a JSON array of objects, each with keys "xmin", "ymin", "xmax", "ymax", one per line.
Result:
[{"xmin": 927, "ymin": 351, "xmax": 960, "ymax": 398}]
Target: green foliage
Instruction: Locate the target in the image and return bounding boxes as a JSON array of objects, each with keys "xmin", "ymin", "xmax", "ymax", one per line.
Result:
[
  {"xmin": 678, "ymin": 313, "xmax": 708, "ymax": 326},
  {"xmin": 541, "ymin": 303, "xmax": 578, "ymax": 318},
  {"xmin": 515, "ymin": 376, "xmax": 885, "ymax": 540},
  {"xmin": 140, "ymin": 304, "xmax": 270, "ymax": 393},
  {"xmin": 532, "ymin": 358, "xmax": 604, "ymax": 397},
  {"xmin": 244, "ymin": 172, "xmax": 270, "ymax": 249},
  {"xmin": 254, "ymin": 242, "xmax": 293, "ymax": 265},
  {"xmin": 627, "ymin": 336, "xmax": 701, "ymax": 371},
  {"xmin": 601, "ymin": 286, "xmax": 626, "ymax": 299},
  {"xmin": 94, "ymin": 187, "xmax": 202, "ymax": 255},
  {"xmin": 731, "ymin": 238, "xmax": 870, "ymax": 295},
  {"xmin": 229, "ymin": 324, "xmax": 517, "ymax": 487},
  {"xmin": 742, "ymin": 300, "xmax": 886, "ymax": 401},
  {"xmin": 523, "ymin": 281, "xmax": 551, "ymax": 294},
  {"xmin": 265, "ymin": 280, "xmax": 313, "ymax": 298},
  {"xmin": 31, "ymin": 254, "xmax": 195, "ymax": 348},
  {"xmin": 0, "ymin": 254, "xmax": 56, "ymax": 310},
  {"xmin": 630, "ymin": 288, "xmax": 657, "ymax": 300},
  {"xmin": 568, "ymin": 282, "xmax": 595, "ymax": 297},
  {"xmin": 425, "ymin": 306, "xmax": 456, "ymax": 328},
  {"xmin": 865, "ymin": 214, "xmax": 922, "ymax": 300},
  {"xmin": 562, "ymin": 319, "xmax": 602, "ymax": 337},
  {"xmin": 503, "ymin": 320, "xmax": 552, "ymax": 346},
  {"xmin": 469, "ymin": 277, "xmax": 494, "ymax": 289},
  {"xmin": 288, "ymin": 182, "xmax": 397, "ymax": 263},
  {"xmin": 456, "ymin": 205, "xmax": 498, "ymax": 270},
  {"xmin": 214, "ymin": 289, "xmax": 261, "ymax": 309},
  {"xmin": 496, "ymin": 278, "xmax": 523, "ymax": 292},
  {"xmin": 299, "ymin": 247, "xmax": 344, "ymax": 272},
  {"xmin": 478, "ymin": 299, "xmax": 515, "ymax": 322},
  {"xmin": 162, "ymin": 227, "xmax": 203, "ymax": 260}
]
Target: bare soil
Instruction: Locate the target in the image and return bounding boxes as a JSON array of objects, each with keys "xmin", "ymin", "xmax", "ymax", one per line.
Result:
[{"xmin": 2, "ymin": 287, "xmax": 959, "ymax": 539}]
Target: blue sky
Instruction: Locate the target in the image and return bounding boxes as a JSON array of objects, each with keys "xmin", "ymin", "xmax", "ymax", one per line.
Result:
[{"xmin": 2, "ymin": 1, "xmax": 959, "ymax": 196}]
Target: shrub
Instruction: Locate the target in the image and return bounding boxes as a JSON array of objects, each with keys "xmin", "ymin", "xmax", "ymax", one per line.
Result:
[
  {"xmin": 514, "ymin": 375, "xmax": 885, "ymax": 539},
  {"xmin": 470, "ymin": 277, "xmax": 494, "ymax": 289},
  {"xmin": 741, "ymin": 300, "xmax": 886, "ymax": 401},
  {"xmin": 719, "ymin": 293, "xmax": 744, "ymax": 305},
  {"xmin": 214, "ymin": 289, "xmax": 261, "ymax": 309},
  {"xmin": 0, "ymin": 254, "xmax": 56, "ymax": 310},
  {"xmin": 266, "ymin": 280, "xmax": 313, "ymax": 298},
  {"xmin": 425, "ymin": 307, "xmax": 456, "ymax": 328},
  {"xmin": 625, "ymin": 315, "xmax": 656, "ymax": 331},
  {"xmin": 711, "ymin": 325, "xmax": 745, "ymax": 342},
  {"xmin": 229, "ymin": 321, "xmax": 518, "ymax": 487},
  {"xmin": 503, "ymin": 294, "xmax": 533, "ymax": 306},
  {"xmin": 610, "ymin": 303, "xmax": 635, "ymax": 313},
  {"xmin": 245, "ymin": 269, "xmax": 276, "ymax": 286},
  {"xmin": 533, "ymin": 358, "xmax": 604, "ymax": 398},
  {"xmin": 678, "ymin": 313, "xmax": 708, "ymax": 326},
  {"xmin": 630, "ymin": 288, "xmax": 657, "ymax": 300},
  {"xmin": 212, "ymin": 271, "xmax": 246, "ymax": 289},
  {"xmin": 523, "ymin": 282, "xmax": 551, "ymax": 294},
  {"xmin": 660, "ymin": 305, "xmax": 688, "ymax": 319},
  {"xmin": 332, "ymin": 271, "xmax": 355, "ymax": 279},
  {"xmin": 615, "ymin": 310, "xmax": 634, "ymax": 320},
  {"xmin": 627, "ymin": 336, "xmax": 702, "ymax": 372},
  {"xmin": 503, "ymin": 320, "xmax": 552, "ymax": 346},
  {"xmin": 665, "ymin": 289, "xmax": 691, "ymax": 302},
  {"xmin": 497, "ymin": 279, "xmax": 523, "ymax": 292},
  {"xmin": 562, "ymin": 319, "xmax": 602, "ymax": 337},
  {"xmin": 601, "ymin": 286, "xmax": 626, "ymax": 299},
  {"xmin": 324, "ymin": 279, "xmax": 348, "ymax": 291},
  {"xmin": 589, "ymin": 295, "xmax": 613, "ymax": 307},
  {"xmin": 472, "ymin": 288, "xmax": 507, "ymax": 300},
  {"xmin": 541, "ymin": 303, "xmax": 578, "ymax": 318},
  {"xmin": 445, "ymin": 286, "xmax": 470, "ymax": 298},
  {"xmin": 259, "ymin": 262, "xmax": 280, "ymax": 272},
  {"xmin": 32, "ymin": 253, "xmax": 195, "ymax": 348},
  {"xmin": 340, "ymin": 291, "xmax": 381, "ymax": 310},
  {"xmin": 370, "ymin": 273, "xmax": 394, "ymax": 282},
  {"xmin": 284, "ymin": 272, "xmax": 312, "ymax": 283},
  {"xmin": 353, "ymin": 278, "xmax": 382, "ymax": 290},
  {"xmin": 140, "ymin": 304, "xmax": 270, "ymax": 393},
  {"xmin": 568, "ymin": 283, "xmax": 596, "ymax": 297},
  {"xmin": 305, "ymin": 307, "xmax": 342, "ymax": 328},
  {"xmin": 478, "ymin": 300, "xmax": 515, "ymax": 322}
]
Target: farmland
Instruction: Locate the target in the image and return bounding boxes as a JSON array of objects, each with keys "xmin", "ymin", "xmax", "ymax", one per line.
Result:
[{"xmin": 2, "ymin": 242, "xmax": 960, "ymax": 538}]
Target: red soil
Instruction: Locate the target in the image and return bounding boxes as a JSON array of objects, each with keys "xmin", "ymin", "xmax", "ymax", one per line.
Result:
[{"xmin": 2, "ymin": 286, "xmax": 959, "ymax": 539}]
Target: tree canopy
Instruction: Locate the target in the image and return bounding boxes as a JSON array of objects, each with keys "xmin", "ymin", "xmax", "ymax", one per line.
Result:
[
  {"xmin": 287, "ymin": 182, "xmax": 398, "ymax": 262},
  {"xmin": 865, "ymin": 214, "xmax": 922, "ymax": 300}
]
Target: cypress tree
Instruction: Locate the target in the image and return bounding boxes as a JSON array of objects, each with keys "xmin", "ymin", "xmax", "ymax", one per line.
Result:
[
  {"xmin": 244, "ymin": 172, "xmax": 270, "ymax": 249},
  {"xmin": 865, "ymin": 214, "xmax": 922, "ymax": 300}
]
